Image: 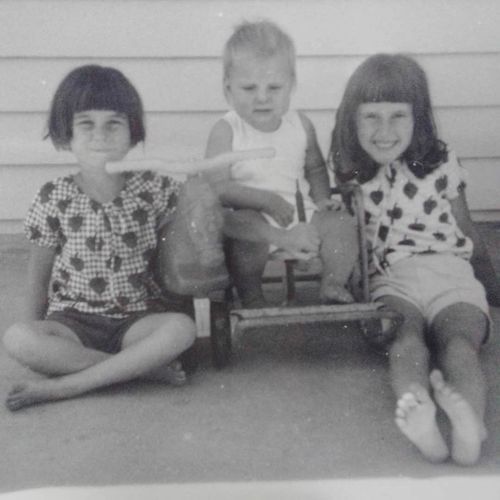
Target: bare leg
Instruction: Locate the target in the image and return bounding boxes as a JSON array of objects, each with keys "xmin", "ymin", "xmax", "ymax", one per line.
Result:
[
  {"xmin": 223, "ymin": 209, "xmax": 272, "ymax": 308},
  {"xmin": 3, "ymin": 320, "xmax": 109, "ymax": 376},
  {"xmin": 121, "ymin": 314, "xmax": 192, "ymax": 385},
  {"xmin": 430, "ymin": 304, "xmax": 488, "ymax": 465},
  {"xmin": 4, "ymin": 313, "xmax": 195, "ymax": 411},
  {"xmin": 311, "ymin": 210, "xmax": 357, "ymax": 304},
  {"xmin": 380, "ymin": 295, "xmax": 449, "ymax": 462},
  {"xmin": 226, "ymin": 237, "xmax": 269, "ymax": 308}
]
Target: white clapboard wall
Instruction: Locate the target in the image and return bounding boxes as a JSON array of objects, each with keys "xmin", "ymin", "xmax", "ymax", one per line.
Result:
[{"xmin": 1, "ymin": 0, "xmax": 499, "ymax": 232}]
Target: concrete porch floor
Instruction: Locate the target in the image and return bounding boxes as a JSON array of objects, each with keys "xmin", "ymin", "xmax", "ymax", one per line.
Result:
[{"xmin": 1, "ymin": 225, "xmax": 500, "ymax": 497}]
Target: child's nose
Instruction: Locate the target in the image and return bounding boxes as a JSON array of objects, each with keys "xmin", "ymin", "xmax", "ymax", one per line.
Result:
[
  {"xmin": 92, "ymin": 126, "xmax": 109, "ymax": 142},
  {"xmin": 256, "ymin": 88, "xmax": 269, "ymax": 102},
  {"xmin": 375, "ymin": 119, "xmax": 393, "ymax": 138}
]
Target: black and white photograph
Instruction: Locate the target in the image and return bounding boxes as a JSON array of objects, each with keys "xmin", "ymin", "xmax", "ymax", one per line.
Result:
[{"xmin": 0, "ymin": 1, "xmax": 499, "ymax": 498}]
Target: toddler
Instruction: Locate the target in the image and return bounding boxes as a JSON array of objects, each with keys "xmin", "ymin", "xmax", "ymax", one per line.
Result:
[{"xmin": 206, "ymin": 19, "xmax": 357, "ymax": 307}]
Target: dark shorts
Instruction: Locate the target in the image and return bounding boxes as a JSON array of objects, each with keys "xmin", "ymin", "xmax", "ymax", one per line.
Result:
[
  {"xmin": 46, "ymin": 310, "xmax": 150, "ymax": 354},
  {"xmin": 46, "ymin": 295, "xmax": 194, "ymax": 354}
]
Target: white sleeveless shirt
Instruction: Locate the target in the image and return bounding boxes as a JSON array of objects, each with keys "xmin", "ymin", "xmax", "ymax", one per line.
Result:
[{"xmin": 224, "ymin": 109, "xmax": 316, "ymax": 225}]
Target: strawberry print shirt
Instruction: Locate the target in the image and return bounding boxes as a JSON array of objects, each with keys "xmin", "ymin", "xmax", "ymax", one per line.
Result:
[
  {"xmin": 360, "ymin": 151, "xmax": 473, "ymax": 274},
  {"xmin": 25, "ymin": 171, "xmax": 180, "ymax": 318}
]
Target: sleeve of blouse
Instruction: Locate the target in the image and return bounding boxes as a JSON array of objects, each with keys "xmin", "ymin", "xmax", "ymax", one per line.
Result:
[
  {"xmin": 443, "ymin": 150, "xmax": 468, "ymax": 200},
  {"xmin": 24, "ymin": 181, "xmax": 62, "ymax": 248}
]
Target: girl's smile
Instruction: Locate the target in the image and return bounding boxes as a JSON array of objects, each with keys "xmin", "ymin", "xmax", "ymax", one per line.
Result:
[
  {"xmin": 70, "ymin": 110, "xmax": 131, "ymax": 169},
  {"xmin": 356, "ymin": 102, "xmax": 414, "ymax": 166}
]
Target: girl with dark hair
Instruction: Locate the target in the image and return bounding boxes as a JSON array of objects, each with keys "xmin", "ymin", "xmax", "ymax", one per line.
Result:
[
  {"xmin": 330, "ymin": 54, "xmax": 500, "ymax": 465},
  {"xmin": 3, "ymin": 65, "xmax": 199, "ymax": 410}
]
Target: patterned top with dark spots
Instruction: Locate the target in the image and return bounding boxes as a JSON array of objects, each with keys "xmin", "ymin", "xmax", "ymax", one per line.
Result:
[
  {"xmin": 25, "ymin": 171, "xmax": 180, "ymax": 317},
  {"xmin": 360, "ymin": 151, "xmax": 473, "ymax": 274}
]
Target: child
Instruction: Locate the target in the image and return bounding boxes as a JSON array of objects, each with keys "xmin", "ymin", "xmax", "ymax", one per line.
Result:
[
  {"xmin": 2, "ymin": 65, "xmax": 199, "ymax": 411},
  {"xmin": 205, "ymin": 19, "xmax": 357, "ymax": 308},
  {"xmin": 330, "ymin": 53, "xmax": 500, "ymax": 465}
]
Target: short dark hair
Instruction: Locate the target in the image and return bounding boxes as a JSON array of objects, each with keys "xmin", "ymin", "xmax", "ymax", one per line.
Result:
[
  {"xmin": 46, "ymin": 65, "xmax": 145, "ymax": 149},
  {"xmin": 330, "ymin": 53, "xmax": 447, "ymax": 183}
]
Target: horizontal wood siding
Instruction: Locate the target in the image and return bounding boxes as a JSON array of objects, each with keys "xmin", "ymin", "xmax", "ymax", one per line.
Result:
[{"xmin": 1, "ymin": 0, "xmax": 499, "ymax": 231}]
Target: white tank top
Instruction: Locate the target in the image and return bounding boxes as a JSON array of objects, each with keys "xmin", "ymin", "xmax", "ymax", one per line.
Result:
[{"xmin": 224, "ymin": 109, "xmax": 316, "ymax": 217}]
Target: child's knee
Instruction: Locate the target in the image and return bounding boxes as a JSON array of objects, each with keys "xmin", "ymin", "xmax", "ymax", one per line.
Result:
[
  {"xmin": 3, "ymin": 322, "xmax": 36, "ymax": 359},
  {"xmin": 169, "ymin": 313, "xmax": 197, "ymax": 349}
]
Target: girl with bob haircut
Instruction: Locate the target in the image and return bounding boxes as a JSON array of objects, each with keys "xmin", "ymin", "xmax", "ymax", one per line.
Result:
[
  {"xmin": 3, "ymin": 65, "xmax": 202, "ymax": 410},
  {"xmin": 47, "ymin": 64, "xmax": 145, "ymax": 149},
  {"xmin": 330, "ymin": 53, "xmax": 500, "ymax": 466},
  {"xmin": 331, "ymin": 53, "xmax": 447, "ymax": 184}
]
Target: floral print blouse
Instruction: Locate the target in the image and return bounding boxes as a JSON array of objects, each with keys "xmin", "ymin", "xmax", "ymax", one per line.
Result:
[
  {"xmin": 25, "ymin": 171, "xmax": 180, "ymax": 317},
  {"xmin": 360, "ymin": 151, "xmax": 473, "ymax": 274}
]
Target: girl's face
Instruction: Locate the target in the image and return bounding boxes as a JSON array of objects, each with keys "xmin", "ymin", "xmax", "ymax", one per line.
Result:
[
  {"xmin": 70, "ymin": 110, "xmax": 131, "ymax": 170},
  {"xmin": 224, "ymin": 52, "xmax": 295, "ymax": 132},
  {"xmin": 356, "ymin": 102, "xmax": 414, "ymax": 166}
]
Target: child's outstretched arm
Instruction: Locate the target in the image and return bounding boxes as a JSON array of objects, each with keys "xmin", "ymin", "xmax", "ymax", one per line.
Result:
[
  {"xmin": 205, "ymin": 119, "xmax": 294, "ymax": 227},
  {"xmin": 24, "ymin": 245, "xmax": 56, "ymax": 320},
  {"xmin": 451, "ymin": 190, "xmax": 500, "ymax": 306},
  {"xmin": 299, "ymin": 112, "xmax": 337, "ymax": 211}
]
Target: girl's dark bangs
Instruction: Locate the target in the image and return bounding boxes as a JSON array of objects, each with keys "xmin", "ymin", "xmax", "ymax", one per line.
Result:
[
  {"xmin": 73, "ymin": 82, "xmax": 130, "ymax": 114},
  {"xmin": 360, "ymin": 70, "xmax": 413, "ymax": 103}
]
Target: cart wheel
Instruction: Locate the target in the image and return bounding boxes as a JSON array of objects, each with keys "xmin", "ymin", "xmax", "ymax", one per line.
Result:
[{"xmin": 210, "ymin": 300, "xmax": 232, "ymax": 368}]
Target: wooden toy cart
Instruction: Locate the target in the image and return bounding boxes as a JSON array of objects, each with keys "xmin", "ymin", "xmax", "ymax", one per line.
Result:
[
  {"xmin": 193, "ymin": 184, "xmax": 403, "ymax": 368},
  {"xmin": 107, "ymin": 151, "xmax": 402, "ymax": 368}
]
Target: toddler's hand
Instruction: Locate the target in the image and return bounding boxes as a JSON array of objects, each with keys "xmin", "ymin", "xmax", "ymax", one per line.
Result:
[
  {"xmin": 279, "ymin": 223, "xmax": 320, "ymax": 260},
  {"xmin": 315, "ymin": 198, "xmax": 341, "ymax": 212},
  {"xmin": 265, "ymin": 195, "xmax": 295, "ymax": 227}
]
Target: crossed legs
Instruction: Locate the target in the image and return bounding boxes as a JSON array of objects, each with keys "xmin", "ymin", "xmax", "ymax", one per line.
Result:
[
  {"xmin": 3, "ymin": 312, "xmax": 196, "ymax": 411},
  {"xmin": 381, "ymin": 295, "xmax": 488, "ymax": 465}
]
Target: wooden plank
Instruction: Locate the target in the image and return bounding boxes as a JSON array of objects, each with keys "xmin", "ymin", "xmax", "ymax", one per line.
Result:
[
  {"xmin": 2, "ymin": 106, "xmax": 500, "ymax": 166},
  {"xmin": 1, "ymin": 0, "xmax": 499, "ymax": 57},
  {"xmin": 1, "ymin": 53, "xmax": 500, "ymax": 112}
]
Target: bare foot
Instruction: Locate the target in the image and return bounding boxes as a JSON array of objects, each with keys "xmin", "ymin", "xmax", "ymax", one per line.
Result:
[
  {"xmin": 395, "ymin": 384, "xmax": 449, "ymax": 463},
  {"xmin": 319, "ymin": 274, "xmax": 354, "ymax": 304},
  {"xmin": 145, "ymin": 360, "xmax": 188, "ymax": 386},
  {"xmin": 6, "ymin": 379, "xmax": 75, "ymax": 411},
  {"xmin": 430, "ymin": 369, "xmax": 486, "ymax": 466}
]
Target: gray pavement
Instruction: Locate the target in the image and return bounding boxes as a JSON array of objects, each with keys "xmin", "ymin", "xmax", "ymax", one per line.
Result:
[{"xmin": 1, "ymin": 227, "xmax": 500, "ymax": 495}]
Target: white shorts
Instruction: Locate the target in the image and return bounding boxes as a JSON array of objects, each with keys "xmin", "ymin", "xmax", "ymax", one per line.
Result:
[{"xmin": 370, "ymin": 253, "xmax": 490, "ymax": 338}]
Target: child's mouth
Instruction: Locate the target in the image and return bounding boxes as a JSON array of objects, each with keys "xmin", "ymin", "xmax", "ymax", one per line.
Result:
[{"xmin": 374, "ymin": 141, "xmax": 397, "ymax": 150}]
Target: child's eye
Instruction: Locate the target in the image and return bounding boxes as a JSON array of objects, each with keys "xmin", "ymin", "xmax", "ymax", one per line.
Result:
[
  {"xmin": 242, "ymin": 85, "xmax": 256, "ymax": 92},
  {"xmin": 74, "ymin": 120, "xmax": 93, "ymax": 129},
  {"xmin": 269, "ymin": 85, "xmax": 282, "ymax": 91},
  {"xmin": 108, "ymin": 120, "xmax": 125, "ymax": 128}
]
